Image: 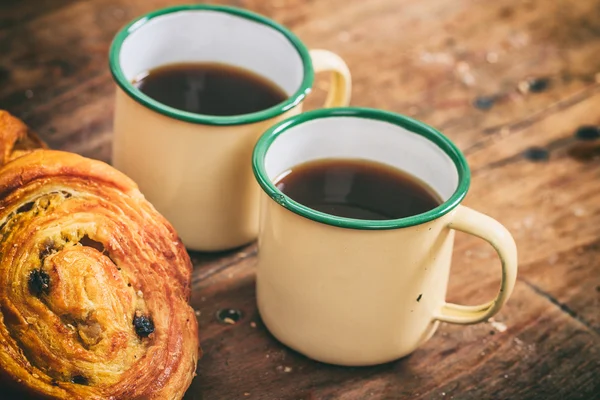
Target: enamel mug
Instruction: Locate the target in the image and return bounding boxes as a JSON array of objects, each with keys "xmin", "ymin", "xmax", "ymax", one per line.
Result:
[
  {"xmin": 252, "ymin": 108, "xmax": 518, "ymax": 366},
  {"xmin": 109, "ymin": 5, "xmax": 351, "ymax": 251}
]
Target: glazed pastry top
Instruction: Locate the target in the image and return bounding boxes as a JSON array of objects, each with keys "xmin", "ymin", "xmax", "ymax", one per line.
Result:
[{"xmin": 0, "ymin": 111, "xmax": 199, "ymax": 399}]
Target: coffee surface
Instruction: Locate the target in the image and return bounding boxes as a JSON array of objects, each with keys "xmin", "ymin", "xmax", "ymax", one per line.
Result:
[
  {"xmin": 275, "ymin": 159, "xmax": 442, "ymax": 220},
  {"xmin": 133, "ymin": 62, "xmax": 287, "ymax": 116}
]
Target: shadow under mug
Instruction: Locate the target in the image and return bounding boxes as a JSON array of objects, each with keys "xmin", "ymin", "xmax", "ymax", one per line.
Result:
[
  {"xmin": 109, "ymin": 5, "xmax": 351, "ymax": 251},
  {"xmin": 252, "ymin": 108, "xmax": 518, "ymax": 366}
]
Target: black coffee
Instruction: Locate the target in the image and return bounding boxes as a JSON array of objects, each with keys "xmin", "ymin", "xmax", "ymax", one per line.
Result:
[
  {"xmin": 275, "ymin": 159, "xmax": 442, "ymax": 220},
  {"xmin": 133, "ymin": 62, "xmax": 287, "ymax": 116}
]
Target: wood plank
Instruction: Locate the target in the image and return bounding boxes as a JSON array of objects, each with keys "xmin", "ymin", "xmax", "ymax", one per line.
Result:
[
  {"xmin": 0, "ymin": 0, "xmax": 73, "ymax": 31},
  {"xmin": 1, "ymin": 0, "xmax": 599, "ymax": 163},
  {"xmin": 466, "ymin": 86, "xmax": 600, "ymax": 171},
  {"xmin": 185, "ymin": 255, "xmax": 600, "ymax": 399},
  {"xmin": 288, "ymin": 0, "xmax": 600, "ymax": 147},
  {"xmin": 445, "ymin": 91, "xmax": 600, "ymax": 311}
]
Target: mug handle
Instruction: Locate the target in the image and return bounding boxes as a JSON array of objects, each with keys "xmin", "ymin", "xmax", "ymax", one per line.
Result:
[
  {"xmin": 309, "ymin": 49, "xmax": 352, "ymax": 107},
  {"xmin": 434, "ymin": 205, "xmax": 518, "ymax": 324}
]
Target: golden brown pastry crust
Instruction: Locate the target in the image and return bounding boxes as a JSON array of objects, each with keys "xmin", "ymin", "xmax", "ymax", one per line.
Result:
[
  {"xmin": 0, "ymin": 112, "xmax": 199, "ymax": 399},
  {"xmin": 0, "ymin": 110, "xmax": 47, "ymax": 165}
]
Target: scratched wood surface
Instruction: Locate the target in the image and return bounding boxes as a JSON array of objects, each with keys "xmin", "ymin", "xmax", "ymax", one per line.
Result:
[{"xmin": 1, "ymin": 0, "xmax": 599, "ymax": 399}]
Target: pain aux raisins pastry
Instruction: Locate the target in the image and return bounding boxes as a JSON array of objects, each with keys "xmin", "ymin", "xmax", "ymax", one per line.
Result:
[{"xmin": 0, "ymin": 111, "xmax": 199, "ymax": 399}]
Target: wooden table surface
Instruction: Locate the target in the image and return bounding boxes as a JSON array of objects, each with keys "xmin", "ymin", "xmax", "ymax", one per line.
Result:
[{"xmin": 1, "ymin": 0, "xmax": 599, "ymax": 399}]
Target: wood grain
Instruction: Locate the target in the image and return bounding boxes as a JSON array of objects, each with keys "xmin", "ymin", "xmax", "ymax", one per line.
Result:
[{"xmin": 1, "ymin": 0, "xmax": 599, "ymax": 399}]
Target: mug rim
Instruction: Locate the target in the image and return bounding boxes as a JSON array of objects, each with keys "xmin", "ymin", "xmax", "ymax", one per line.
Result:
[
  {"xmin": 108, "ymin": 4, "xmax": 314, "ymax": 126},
  {"xmin": 252, "ymin": 107, "xmax": 471, "ymax": 230}
]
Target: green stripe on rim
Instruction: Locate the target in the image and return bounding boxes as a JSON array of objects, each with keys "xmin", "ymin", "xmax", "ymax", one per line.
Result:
[
  {"xmin": 252, "ymin": 107, "xmax": 471, "ymax": 230},
  {"xmin": 108, "ymin": 4, "xmax": 314, "ymax": 126}
]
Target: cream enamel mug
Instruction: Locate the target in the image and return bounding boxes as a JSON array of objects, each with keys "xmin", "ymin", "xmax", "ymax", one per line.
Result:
[
  {"xmin": 109, "ymin": 5, "xmax": 351, "ymax": 251},
  {"xmin": 252, "ymin": 108, "xmax": 518, "ymax": 366}
]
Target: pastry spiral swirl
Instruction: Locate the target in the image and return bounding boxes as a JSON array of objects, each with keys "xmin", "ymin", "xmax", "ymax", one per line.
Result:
[{"xmin": 0, "ymin": 112, "xmax": 199, "ymax": 399}]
